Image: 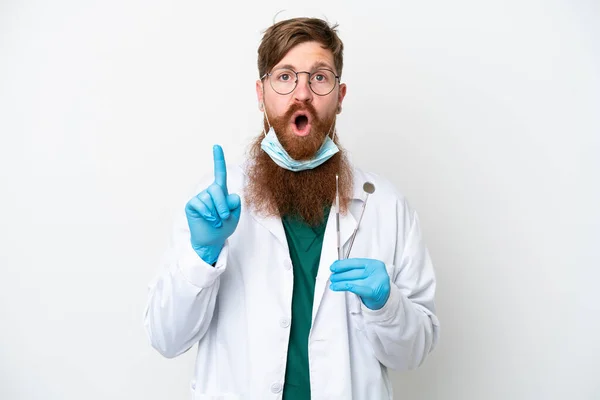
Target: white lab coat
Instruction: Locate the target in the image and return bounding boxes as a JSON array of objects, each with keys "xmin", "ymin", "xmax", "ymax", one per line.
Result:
[{"xmin": 144, "ymin": 162, "xmax": 439, "ymax": 400}]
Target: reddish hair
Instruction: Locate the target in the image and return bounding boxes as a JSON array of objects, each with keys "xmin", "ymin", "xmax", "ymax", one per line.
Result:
[{"xmin": 257, "ymin": 17, "xmax": 344, "ymax": 78}]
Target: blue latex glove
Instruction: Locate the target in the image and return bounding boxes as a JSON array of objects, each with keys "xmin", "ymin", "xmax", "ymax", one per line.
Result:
[
  {"xmin": 185, "ymin": 145, "xmax": 241, "ymax": 265},
  {"xmin": 329, "ymin": 258, "xmax": 391, "ymax": 310}
]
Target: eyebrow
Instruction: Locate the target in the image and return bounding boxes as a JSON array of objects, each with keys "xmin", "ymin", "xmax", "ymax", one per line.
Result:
[{"xmin": 274, "ymin": 61, "xmax": 336, "ymax": 73}]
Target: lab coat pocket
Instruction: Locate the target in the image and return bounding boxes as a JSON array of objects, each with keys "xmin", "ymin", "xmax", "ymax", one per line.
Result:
[{"xmin": 347, "ymin": 292, "xmax": 366, "ymax": 332}]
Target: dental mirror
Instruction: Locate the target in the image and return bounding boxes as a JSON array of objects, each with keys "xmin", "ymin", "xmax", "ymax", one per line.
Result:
[
  {"xmin": 363, "ymin": 182, "xmax": 375, "ymax": 195},
  {"xmin": 345, "ymin": 182, "xmax": 376, "ymax": 259}
]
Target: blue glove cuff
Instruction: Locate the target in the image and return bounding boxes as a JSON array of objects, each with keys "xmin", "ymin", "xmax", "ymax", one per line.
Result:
[{"xmin": 192, "ymin": 243, "xmax": 224, "ymax": 266}]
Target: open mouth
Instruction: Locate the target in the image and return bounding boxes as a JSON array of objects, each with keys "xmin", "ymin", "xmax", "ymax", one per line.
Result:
[{"xmin": 291, "ymin": 112, "xmax": 311, "ymax": 136}]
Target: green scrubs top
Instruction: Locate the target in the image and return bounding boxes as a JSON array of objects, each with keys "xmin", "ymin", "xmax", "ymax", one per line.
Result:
[{"xmin": 281, "ymin": 211, "xmax": 328, "ymax": 400}]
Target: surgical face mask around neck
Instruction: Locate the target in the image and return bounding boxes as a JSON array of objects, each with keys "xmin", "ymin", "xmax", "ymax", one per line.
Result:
[{"xmin": 259, "ymin": 109, "xmax": 339, "ymax": 172}]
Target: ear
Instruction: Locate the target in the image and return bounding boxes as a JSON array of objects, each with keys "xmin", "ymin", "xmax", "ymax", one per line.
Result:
[
  {"xmin": 256, "ymin": 80, "xmax": 264, "ymax": 111},
  {"xmin": 337, "ymin": 83, "xmax": 347, "ymax": 114}
]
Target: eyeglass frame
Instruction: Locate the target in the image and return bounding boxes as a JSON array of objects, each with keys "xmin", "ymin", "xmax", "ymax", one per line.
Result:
[{"xmin": 260, "ymin": 67, "xmax": 341, "ymax": 96}]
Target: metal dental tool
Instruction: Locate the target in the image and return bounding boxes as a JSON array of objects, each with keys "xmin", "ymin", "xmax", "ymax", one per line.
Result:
[
  {"xmin": 336, "ymin": 174, "xmax": 342, "ymax": 260},
  {"xmin": 345, "ymin": 182, "xmax": 375, "ymax": 259}
]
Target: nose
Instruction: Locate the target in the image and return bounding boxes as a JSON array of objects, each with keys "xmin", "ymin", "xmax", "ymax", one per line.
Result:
[{"xmin": 293, "ymin": 72, "xmax": 313, "ymax": 103}]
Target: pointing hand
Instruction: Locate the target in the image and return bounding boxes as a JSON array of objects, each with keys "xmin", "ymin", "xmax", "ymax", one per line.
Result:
[{"xmin": 185, "ymin": 145, "xmax": 241, "ymax": 265}]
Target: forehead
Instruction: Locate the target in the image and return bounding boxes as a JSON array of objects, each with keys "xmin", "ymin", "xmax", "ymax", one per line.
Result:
[{"xmin": 273, "ymin": 41, "xmax": 336, "ymax": 71}]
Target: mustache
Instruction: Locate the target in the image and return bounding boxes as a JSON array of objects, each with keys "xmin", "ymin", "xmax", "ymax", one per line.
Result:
[{"xmin": 283, "ymin": 102, "xmax": 319, "ymax": 122}]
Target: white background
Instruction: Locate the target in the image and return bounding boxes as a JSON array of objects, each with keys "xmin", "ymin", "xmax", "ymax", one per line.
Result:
[{"xmin": 1, "ymin": 0, "xmax": 599, "ymax": 399}]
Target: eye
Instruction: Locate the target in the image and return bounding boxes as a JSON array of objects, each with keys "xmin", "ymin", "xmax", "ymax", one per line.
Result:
[
  {"xmin": 274, "ymin": 69, "xmax": 295, "ymax": 82},
  {"xmin": 311, "ymin": 70, "xmax": 331, "ymax": 83}
]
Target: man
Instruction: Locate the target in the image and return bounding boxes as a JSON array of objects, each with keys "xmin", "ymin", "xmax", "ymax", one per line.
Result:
[{"xmin": 145, "ymin": 17, "xmax": 439, "ymax": 399}]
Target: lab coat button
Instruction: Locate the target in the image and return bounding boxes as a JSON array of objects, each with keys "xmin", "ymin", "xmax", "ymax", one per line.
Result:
[
  {"xmin": 280, "ymin": 317, "xmax": 290, "ymax": 328},
  {"xmin": 271, "ymin": 382, "xmax": 283, "ymax": 393},
  {"xmin": 284, "ymin": 261, "xmax": 292, "ymax": 270}
]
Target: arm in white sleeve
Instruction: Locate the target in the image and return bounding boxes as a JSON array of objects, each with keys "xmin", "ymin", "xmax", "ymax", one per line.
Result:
[
  {"xmin": 143, "ymin": 207, "xmax": 228, "ymax": 359},
  {"xmin": 361, "ymin": 198, "xmax": 440, "ymax": 370}
]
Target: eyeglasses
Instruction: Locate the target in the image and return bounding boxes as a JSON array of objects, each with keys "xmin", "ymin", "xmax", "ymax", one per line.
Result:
[{"xmin": 260, "ymin": 68, "xmax": 340, "ymax": 96}]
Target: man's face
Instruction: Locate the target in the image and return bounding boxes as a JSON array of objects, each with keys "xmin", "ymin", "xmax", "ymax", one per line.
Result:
[{"xmin": 256, "ymin": 41, "xmax": 347, "ymax": 160}]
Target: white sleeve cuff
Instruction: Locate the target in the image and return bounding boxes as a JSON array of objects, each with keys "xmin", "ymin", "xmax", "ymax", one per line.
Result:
[
  {"xmin": 177, "ymin": 241, "xmax": 229, "ymax": 288},
  {"xmin": 361, "ymin": 282, "xmax": 403, "ymax": 323}
]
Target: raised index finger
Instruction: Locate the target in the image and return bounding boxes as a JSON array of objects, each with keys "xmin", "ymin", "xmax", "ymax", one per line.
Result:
[{"xmin": 213, "ymin": 144, "xmax": 228, "ymax": 196}]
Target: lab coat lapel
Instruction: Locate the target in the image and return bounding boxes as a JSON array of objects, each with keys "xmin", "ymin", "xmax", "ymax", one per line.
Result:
[
  {"xmin": 311, "ymin": 205, "xmax": 356, "ymax": 325},
  {"xmin": 311, "ymin": 168, "xmax": 366, "ymax": 325},
  {"xmin": 249, "ymin": 212, "xmax": 289, "ymax": 253},
  {"xmin": 240, "ymin": 161, "xmax": 289, "ymax": 253}
]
